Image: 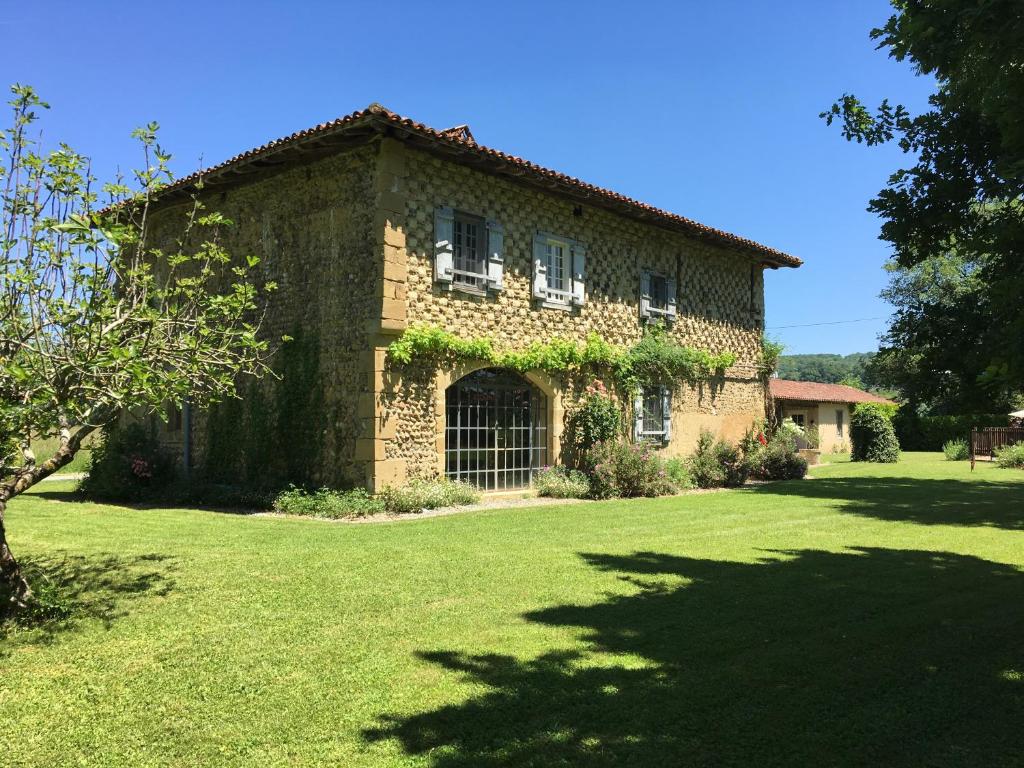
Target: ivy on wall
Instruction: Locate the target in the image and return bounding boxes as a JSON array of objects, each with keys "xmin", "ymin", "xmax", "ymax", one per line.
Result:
[
  {"xmin": 387, "ymin": 323, "xmax": 737, "ymax": 394},
  {"xmin": 201, "ymin": 325, "xmax": 324, "ymax": 487}
]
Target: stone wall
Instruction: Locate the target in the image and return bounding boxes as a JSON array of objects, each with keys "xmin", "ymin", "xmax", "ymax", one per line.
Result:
[
  {"xmin": 378, "ymin": 144, "xmax": 769, "ymax": 479},
  {"xmin": 147, "ymin": 145, "xmax": 378, "ymax": 487}
]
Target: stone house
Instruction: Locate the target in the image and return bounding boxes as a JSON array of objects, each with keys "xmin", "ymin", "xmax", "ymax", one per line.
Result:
[
  {"xmin": 148, "ymin": 104, "xmax": 801, "ymax": 492},
  {"xmin": 770, "ymin": 379, "xmax": 895, "ymax": 452}
]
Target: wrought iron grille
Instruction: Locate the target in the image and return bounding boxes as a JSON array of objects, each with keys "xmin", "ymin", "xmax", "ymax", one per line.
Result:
[{"xmin": 445, "ymin": 369, "xmax": 548, "ymax": 490}]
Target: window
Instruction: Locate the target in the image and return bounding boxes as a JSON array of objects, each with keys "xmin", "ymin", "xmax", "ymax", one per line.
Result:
[
  {"xmin": 790, "ymin": 413, "xmax": 805, "ymax": 428},
  {"xmin": 634, "ymin": 386, "xmax": 671, "ymax": 443},
  {"xmin": 836, "ymin": 409, "xmax": 844, "ymax": 438},
  {"xmin": 452, "ymin": 213, "xmax": 487, "ymax": 289},
  {"xmin": 167, "ymin": 403, "xmax": 182, "ymax": 432},
  {"xmin": 434, "ymin": 207, "xmax": 503, "ymax": 293},
  {"xmin": 532, "ymin": 232, "xmax": 586, "ymax": 307},
  {"xmin": 640, "ymin": 269, "xmax": 677, "ymax": 322}
]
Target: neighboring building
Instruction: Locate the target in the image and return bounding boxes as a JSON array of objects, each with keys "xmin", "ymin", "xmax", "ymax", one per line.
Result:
[
  {"xmin": 769, "ymin": 379, "xmax": 895, "ymax": 452},
  {"xmin": 147, "ymin": 104, "xmax": 802, "ymax": 491}
]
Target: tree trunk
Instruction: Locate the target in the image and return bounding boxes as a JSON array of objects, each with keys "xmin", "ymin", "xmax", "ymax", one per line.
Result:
[{"xmin": 0, "ymin": 499, "xmax": 33, "ymax": 613}]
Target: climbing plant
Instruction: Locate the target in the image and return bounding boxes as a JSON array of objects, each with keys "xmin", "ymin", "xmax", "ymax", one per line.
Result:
[{"xmin": 387, "ymin": 323, "xmax": 736, "ymax": 394}]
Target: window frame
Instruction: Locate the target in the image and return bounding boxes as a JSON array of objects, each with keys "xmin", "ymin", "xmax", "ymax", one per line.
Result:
[
  {"xmin": 635, "ymin": 384, "xmax": 671, "ymax": 444},
  {"xmin": 640, "ymin": 268, "xmax": 677, "ymax": 323},
  {"xmin": 533, "ymin": 231, "xmax": 585, "ymax": 309},
  {"xmin": 450, "ymin": 210, "xmax": 489, "ymax": 292}
]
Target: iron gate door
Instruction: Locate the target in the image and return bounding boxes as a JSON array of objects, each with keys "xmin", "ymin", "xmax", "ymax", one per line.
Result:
[{"xmin": 445, "ymin": 369, "xmax": 548, "ymax": 490}]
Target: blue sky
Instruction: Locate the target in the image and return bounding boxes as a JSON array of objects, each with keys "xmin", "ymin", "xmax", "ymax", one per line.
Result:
[{"xmin": 1, "ymin": 0, "xmax": 934, "ymax": 354}]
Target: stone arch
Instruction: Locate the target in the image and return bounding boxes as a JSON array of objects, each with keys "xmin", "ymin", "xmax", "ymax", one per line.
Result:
[{"xmin": 434, "ymin": 363, "xmax": 563, "ymax": 486}]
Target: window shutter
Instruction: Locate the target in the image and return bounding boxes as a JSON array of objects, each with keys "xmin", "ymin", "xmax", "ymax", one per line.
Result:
[
  {"xmin": 571, "ymin": 242, "xmax": 587, "ymax": 306},
  {"xmin": 486, "ymin": 220, "xmax": 504, "ymax": 290},
  {"xmin": 661, "ymin": 387, "xmax": 672, "ymax": 442},
  {"xmin": 666, "ymin": 277, "xmax": 678, "ymax": 321},
  {"xmin": 633, "ymin": 392, "xmax": 644, "ymax": 442},
  {"xmin": 639, "ymin": 270, "xmax": 652, "ymax": 318},
  {"xmin": 532, "ymin": 234, "xmax": 548, "ymax": 300},
  {"xmin": 434, "ymin": 207, "xmax": 455, "ymax": 284}
]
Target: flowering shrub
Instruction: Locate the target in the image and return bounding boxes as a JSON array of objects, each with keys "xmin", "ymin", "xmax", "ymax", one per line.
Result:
[
  {"xmin": 994, "ymin": 442, "xmax": 1024, "ymax": 469},
  {"xmin": 534, "ymin": 466, "xmax": 591, "ymax": 498},
  {"xmin": 688, "ymin": 430, "xmax": 749, "ymax": 488},
  {"xmin": 80, "ymin": 423, "xmax": 176, "ymax": 501},
  {"xmin": 566, "ymin": 379, "xmax": 621, "ymax": 464},
  {"xmin": 378, "ymin": 478, "xmax": 480, "ymax": 514},
  {"xmin": 585, "ymin": 439, "xmax": 676, "ymax": 498}
]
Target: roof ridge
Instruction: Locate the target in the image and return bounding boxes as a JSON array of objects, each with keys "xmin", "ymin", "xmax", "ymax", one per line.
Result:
[{"xmin": 149, "ymin": 105, "xmax": 802, "ymax": 267}]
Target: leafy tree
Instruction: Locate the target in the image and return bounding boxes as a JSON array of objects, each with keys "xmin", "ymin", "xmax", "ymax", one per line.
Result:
[
  {"xmin": 0, "ymin": 86, "xmax": 276, "ymax": 612},
  {"xmin": 776, "ymin": 353, "xmax": 875, "ymax": 386},
  {"xmin": 823, "ymin": 0, "xmax": 1024, "ymax": 408}
]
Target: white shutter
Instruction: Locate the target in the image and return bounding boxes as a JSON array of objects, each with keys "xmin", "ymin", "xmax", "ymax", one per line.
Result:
[
  {"xmin": 571, "ymin": 242, "xmax": 587, "ymax": 306},
  {"xmin": 633, "ymin": 391, "xmax": 645, "ymax": 442},
  {"xmin": 666, "ymin": 277, "xmax": 678, "ymax": 322},
  {"xmin": 532, "ymin": 234, "xmax": 549, "ymax": 300},
  {"xmin": 434, "ymin": 207, "xmax": 454, "ymax": 284},
  {"xmin": 486, "ymin": 220, "xmax": 504, "ymax": 291},
  {"xmin": 639, "ymin": 270, "xmax": 652, "ymax": 318},
  {"xmin": 661, "ymin": 387, "xmax": 672, "ymax": 442}
]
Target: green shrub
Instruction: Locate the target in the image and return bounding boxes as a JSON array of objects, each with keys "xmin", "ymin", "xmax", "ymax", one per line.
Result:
[
  {"xmin": 273, "ymin": 486, "xmax": 384, "ymax": 519},
  {"xmin": 534, "ymin": 466, "xmax": 591, "ymax": 499},
  {"xmin": 893, "ymin": 411, "xmax": 1009, "ymax": 451},
  {"xmin": 80, "ymin": 423, "xmax": 177, "ymax": 501},
  {"xmin": 851, "ymin": 404, "xmax": 901, "ymax": 463},
  {"xmin": 585, "ymin": 439, "xmax": 675, "ymax": 498},
  {"xmin": 565, "ymin": 380, "xmax": 621, "ymax": 464},
  {"xmin": 688, "ymin": 430, "xmax": 749, "ymax": 489},
  {"xmin": 942, "ymin": 438, "xmax": 970, "ymax": 461},
  {"xmin": 378, "ymin": 478, "xmax": 480, "ymax": 514},
  {"xmin": 745, "ymin": 430, "xmax": 808, "ymax": 481},
  {"xmin": 994, "ymin": 442, "xmax": 1024, "ymax": 469},
  {"xmin": 663, "ymin": 457, "xmax": 693, "ymax": 490}
]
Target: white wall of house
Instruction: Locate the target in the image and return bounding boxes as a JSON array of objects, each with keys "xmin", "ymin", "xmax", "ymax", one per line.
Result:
[{"xmin": 778, "ymin": 401, "xmax": 852, "ymax": 453}]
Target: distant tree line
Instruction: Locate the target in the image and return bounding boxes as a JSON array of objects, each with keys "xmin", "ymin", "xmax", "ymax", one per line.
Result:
[{"xmin": 776, "ymin": 353, "xmax": 875, "ymax": 389}]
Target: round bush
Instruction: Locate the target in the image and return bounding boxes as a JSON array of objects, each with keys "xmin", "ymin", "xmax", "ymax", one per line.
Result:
[{"xmin": 850, "ymin": 405, "xmax": 900, "ymax": 463}]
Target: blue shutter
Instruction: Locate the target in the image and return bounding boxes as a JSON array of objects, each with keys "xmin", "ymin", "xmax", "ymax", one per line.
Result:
[
  {"xmin": 434, "ymin": 207, "xmax": 454, "ymax": 284},
  {"xmin": 571, "ymin": 242, "xmax": 586, "ymax": 306},
  {"xmin": 532, "ymin": 234, "xmax": 548, "ymax": 300},
  {"xmin": 486, "ymin": 220, "xmax": 504, "ymax": 290},
  {"xmin": 661, "ymin": 387, "xmax": 672, "ymax": 442},
  {"xmin": 639, "ymin": 270, "xmax": 651, "ymax": 319},
  {"xmin": 666, "ymin": 277, "xmax": 678, "ymax": 322},
  {"xmin": 633, "ymin": 391, "xmax": 645, "ymax": 442}
]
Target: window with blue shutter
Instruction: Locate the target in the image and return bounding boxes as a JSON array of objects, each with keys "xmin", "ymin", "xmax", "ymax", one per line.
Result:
[
  {"xmin": 639, "ymin": 269, "xmax": 677, "ymax": 323},
  {"xmin": 435, "ymin": 207, "xmax": 503, "ymax": 293},
  {"xmin": 533, "ymin": 231, "xmax": 586, "ymax": 308},
  {"xmin": 635, "ymin": 385, "xmax": 671, "ymax": 444}
]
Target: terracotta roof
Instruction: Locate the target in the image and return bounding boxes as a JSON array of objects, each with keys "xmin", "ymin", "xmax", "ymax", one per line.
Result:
[
  {"xmin": 150, "ymin": 103, "xmax": 802, "ymax": 268},
  {"xmin": 770, "ymin": 379, "xmax": 895, "ymax": 405}
]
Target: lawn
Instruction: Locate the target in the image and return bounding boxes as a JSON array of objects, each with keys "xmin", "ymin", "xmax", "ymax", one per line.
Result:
[{"xmin": 2, "ymin": 453, "xmax": 1023, "ymax": 766}]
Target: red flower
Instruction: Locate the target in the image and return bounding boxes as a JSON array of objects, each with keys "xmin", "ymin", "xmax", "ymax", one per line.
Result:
[{"xmin": 757, "ymin": 433, "xmax": 767, "ymax": 446}]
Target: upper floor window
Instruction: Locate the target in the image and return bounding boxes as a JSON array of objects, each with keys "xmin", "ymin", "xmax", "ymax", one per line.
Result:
[
  {"xmin": 640, "ymin": 269, "xmax": 677, "ymax": 322},
  {"xmin": 533, "ymin": 232, "xmax": 586, "ymax": 308},
  {"xmin": 634, "ymin": 385, "xmax": 671, "ymax": 444},
  {"xmin": 434, "ymin": 207, "xmax": 504, "ymax": 294}
]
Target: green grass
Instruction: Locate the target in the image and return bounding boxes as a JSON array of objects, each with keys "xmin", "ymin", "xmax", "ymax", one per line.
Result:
[
  {"xmin": 16, "ymin": 435, "xmax": 97, "ymax": 474},
  {"xmin": 2, "ymin": 452, "xmax": 1023, "ymax": 766}
]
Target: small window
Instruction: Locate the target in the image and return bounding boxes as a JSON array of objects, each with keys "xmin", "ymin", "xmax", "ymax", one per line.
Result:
[
  {"xmin": 790, "ymin": 413, "xmax": 805, "ymax": 428},
  {"xmin": 634, "ymin": 385, "xmax": 671, "ymax": 443},
  {"xmin": 650, "ymin": 274, "xmax": 669, "ymax": 314},
  {"xmin": 639, "ymin": 269, "xmax": 677, "ymax": 322},
  {"xmin": 533, "ymin": 232, "xmax": 586, "ymax": 307},
  {"xmin": 452, "ymin": 212, "xmax": 487, "ymax": 289},
  {"xmin": 836, "ymin": 409, "xmax": 844, "ymax": 438}
]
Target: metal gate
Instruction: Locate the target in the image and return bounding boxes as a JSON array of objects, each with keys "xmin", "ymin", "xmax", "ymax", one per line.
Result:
[{"xmin": 445, "ymin": 369, "xmax": 548, "ymax": 490}]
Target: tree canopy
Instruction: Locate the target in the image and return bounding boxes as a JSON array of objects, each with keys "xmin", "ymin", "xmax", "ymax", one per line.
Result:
[
  {"xmin": 823, "ymin": 0, "xmax": 1024, "ymax": 412},
  {"xmin": 0, "ymin": 85, "xmax": 275, "ymax": 612}
]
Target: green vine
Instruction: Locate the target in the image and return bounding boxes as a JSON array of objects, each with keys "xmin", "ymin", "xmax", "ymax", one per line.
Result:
[{"xmin": 387, "ymin": 323, "xmax": 736, "ymax": 393}]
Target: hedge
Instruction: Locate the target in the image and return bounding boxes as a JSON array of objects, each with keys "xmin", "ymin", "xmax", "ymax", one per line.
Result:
[{"xmin": 893, "ymin": 412, "xmax": 1010, "ymax": 451}]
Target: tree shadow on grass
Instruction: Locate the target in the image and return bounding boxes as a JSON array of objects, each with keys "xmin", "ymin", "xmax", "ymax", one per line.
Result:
[
  {"xmin": 752, "ymin": 475, "xmax": 1024, "ymax": 530},
  {"xmin": 365, "ymin": 548, "xmax": 1024, "ymax": 767},
  {"xmin": 1, "ymin": 552, "xmax": 176, "ymax": 650}
]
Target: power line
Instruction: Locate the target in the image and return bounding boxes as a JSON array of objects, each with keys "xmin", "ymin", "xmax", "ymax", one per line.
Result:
[{"xmin": 767, "ymin": 317, "xmax": 886, "ymax": 330}]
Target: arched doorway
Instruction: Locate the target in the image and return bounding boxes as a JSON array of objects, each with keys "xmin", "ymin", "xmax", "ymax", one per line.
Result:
[{"xmin": 445, "ymin": 368, "xmax": 548, "ymax": 490}]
